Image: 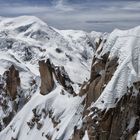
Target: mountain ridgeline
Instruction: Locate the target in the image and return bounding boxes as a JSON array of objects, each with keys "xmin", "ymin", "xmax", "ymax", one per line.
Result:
[{"xmin": 0, "ymin": 16, "xmax": 140, "ymax": 140}]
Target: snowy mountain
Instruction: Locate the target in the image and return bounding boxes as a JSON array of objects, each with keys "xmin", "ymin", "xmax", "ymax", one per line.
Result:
[
  {"xmin": 0, "ymin": 16, "xmax": 99, "ymax": 140},
  {"xmin": 0, "ymin": 16, "xmax": 140, "ymax": 140}
]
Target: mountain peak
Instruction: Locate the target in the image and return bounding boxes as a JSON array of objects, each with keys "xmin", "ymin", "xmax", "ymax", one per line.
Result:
[
  {"xmin": 0, "ymin": 16, "xmax": 140, "ymax": 140},
  {"xmin": 0, "ymin": 16, "xmax": 48, "ymax": 32}
]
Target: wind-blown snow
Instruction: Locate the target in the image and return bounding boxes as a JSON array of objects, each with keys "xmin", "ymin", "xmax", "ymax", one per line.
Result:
[{"xmin": 93, "ymin": 26, "xmax": 140, "ymax": 109}]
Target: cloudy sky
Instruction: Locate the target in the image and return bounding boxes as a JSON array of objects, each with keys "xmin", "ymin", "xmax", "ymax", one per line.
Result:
[{"xmin": 0, "ymin": 0, "xmax": 140, "ymax": 32}]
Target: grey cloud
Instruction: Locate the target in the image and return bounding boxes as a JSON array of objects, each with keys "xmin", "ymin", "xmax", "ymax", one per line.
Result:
[{"xmin": 0, "ymin": 0, "xmax": 140, "ymax": 32}]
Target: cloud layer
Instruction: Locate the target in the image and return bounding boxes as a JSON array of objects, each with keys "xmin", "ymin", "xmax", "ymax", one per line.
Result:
[{"xmin": 0, "ymin": 0, "xmax": 140, "ymax": 32}]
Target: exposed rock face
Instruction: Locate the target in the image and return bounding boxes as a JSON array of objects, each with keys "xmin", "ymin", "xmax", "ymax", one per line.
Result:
[
  {"xmin": 4, "ymin": 65, "xmax": 20, "ymax": 99},
  {"xmin": 95, "ymin": 38, "xmax": 102, "ymax": 50},
  {"xmin": 2, "ymin": 16, "xmax": 140, "ymax": 140},
  {"xmin": 80, "ymin": 42, "xmax": 118, "ymax": 108},
  {"xmin": 0, "ymin": 65, "xmax": 21, "ymax": 130},
  {"xmin": 84, "ymin": 84, "xmax": 140, "ymax": 140},
  {"xmin": 39, "ymin": 59, "xmax": 54, "ymax": 95},
  {"xmin": 0, "ymin": 64, "xmax": 40, "ymax": 132},
  {"xmin": 72, "ymin": 37, "xmax": 140, "ymax": 140},
  {"xmin": 39, "ymin": 59, "xmax": 75, "ymax": 95},
  {"xmin": 73, "ymin": 37, "xmax": 140, "ymax": 140},
  {"xmin": 54, "ymin": 66, "xmax": 74, "ymax": 94},
  {"xmin": 24, "ymin": 47, "xmax": 32, "ymax": 61},
  {"xmin": 72, "ymin": 39, "xmax": 119, "ymax": 140}
]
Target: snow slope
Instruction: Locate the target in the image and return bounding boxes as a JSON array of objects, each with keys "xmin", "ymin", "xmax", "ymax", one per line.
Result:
[
  {"xmin": 93, "ymin": 26, "xmax": 140, "ymax": 109},
  {"xmin": 0, "ymin": 16, "xmax": 101, "ymax": 140},
  {"xmin": 0, "ymin": 16, "xmax": 98, "ymax": 92},
  {"xmin": 0, "ymin": 85, "xmax": 84, "ymax": 140},
  {"xmin": 1, "ymin": 16, "xmax": 140, "ymax": 140}
]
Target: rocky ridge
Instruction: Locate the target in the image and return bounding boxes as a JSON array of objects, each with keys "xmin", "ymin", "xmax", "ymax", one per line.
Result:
[{"xmin": 0, "ymin": 16, "xmax": 140, "ymax": 140}]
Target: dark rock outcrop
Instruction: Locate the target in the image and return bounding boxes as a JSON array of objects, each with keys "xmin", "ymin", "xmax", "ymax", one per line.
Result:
[
  {"xmin": 84, "ymin": 84, "xmax": 140, "ymax": 140},
  {"xmin": 4, "ymin": 65, "xmax": 20, "ymax": 99},
  {"xmin": 73, "ymin": 38, "xmax": 140, "ymax": 140},
  {"xmin": 80, "ymin": 50, "xmax": 118, "ymax": 108},
  {"xmin": 39, "ymin": 59, "xmax": 54, "ymax": 95},
  {"xmin": 54, "ymin": 66, "xmax": 75, "ymax": 94},
  {"xmin": 39, "ymin": 59, "xmax": 75, "ymax": 95},
  {"xmin": 0, "ymin": 65, "xmax": 22, "ymax": 131}
]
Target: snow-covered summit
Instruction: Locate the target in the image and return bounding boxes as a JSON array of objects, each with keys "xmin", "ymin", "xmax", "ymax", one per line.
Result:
[{"xmin": 0, "ymin": 16, "xmax": 47, "ymax": 28}]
